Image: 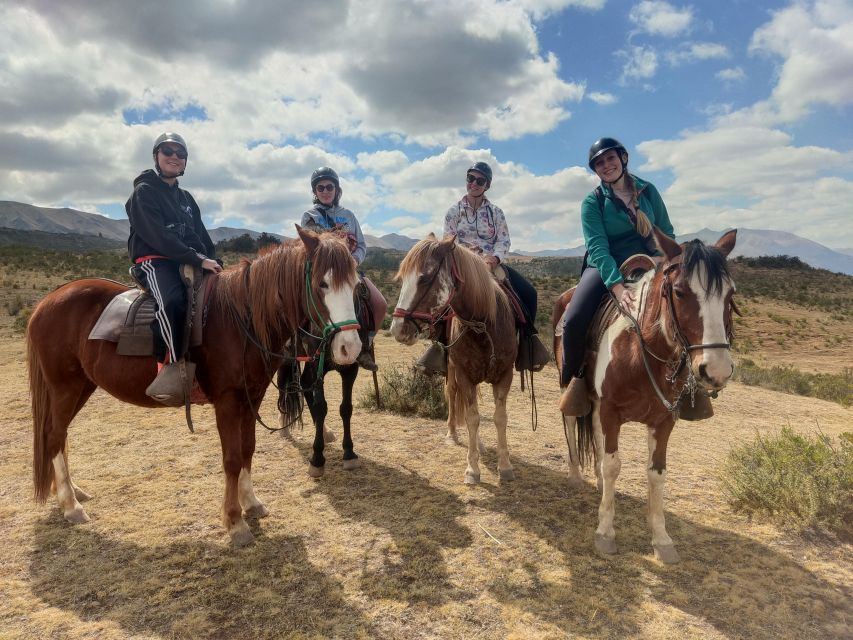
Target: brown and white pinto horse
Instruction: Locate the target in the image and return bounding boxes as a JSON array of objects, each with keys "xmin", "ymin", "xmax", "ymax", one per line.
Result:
[
  {"xmin": 27, "ymin": 227, "xmax": 361, "ymax": 546},
  {"xmin": 391, "ymin": 235, "xmax": 517, "ymax": 484},
  {"xmin": 552, "ymin": 228, "xmax": 737, "ymax": 563}
]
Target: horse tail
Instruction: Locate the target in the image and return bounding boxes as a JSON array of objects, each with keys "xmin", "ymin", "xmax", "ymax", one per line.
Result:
[
  {"xmin": 276, "ymin": 360, "xmax": 303, "ymax": 429},
  {"xmin": 27, "ymin": 325, "xmax": 53, "ymax": 503},
  {"xmin": 573, "ymin": 413, "xmax": 594, "ymax": 469}
]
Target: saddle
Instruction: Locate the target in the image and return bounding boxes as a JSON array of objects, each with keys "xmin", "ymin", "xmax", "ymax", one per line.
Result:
[
  {"xmin": 492, "ymin": 264, "xmax": 527, "ymax": 329},
  {"xmin": 88, "ymin": 267, "xmax": 217, "ymax": 357}
]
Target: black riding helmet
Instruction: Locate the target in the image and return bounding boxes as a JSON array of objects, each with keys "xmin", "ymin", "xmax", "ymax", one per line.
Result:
[
  {"xmin": 467, "ymin": 161, "xmax": 492, "ymax": 185},
  {"xmin": 587, "ymin": 137, "xmax": 627, "ymax": 170},
  {"xmin": 311, "ymin": 166, "xmax": 340, "ymax": 189},
  {"xmin": 152, "ymin": 132, "xmax": 188, "ymax": 177}
]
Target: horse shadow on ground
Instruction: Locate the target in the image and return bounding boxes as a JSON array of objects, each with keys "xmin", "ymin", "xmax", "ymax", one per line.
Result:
[
  {"xmin": 285, "ymin": 435, "xmax": 474, "ymax": 605},
  {"xmin": 471, "ymin": 450, "xmax": 850, "ymax": 639},
  {"xmin": 29, "ymin": 519, "xmax": 373, "ymax": 639}
]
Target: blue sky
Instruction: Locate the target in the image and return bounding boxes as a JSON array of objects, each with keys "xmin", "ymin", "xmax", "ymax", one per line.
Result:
[{"xmin": 1, "ymin": 0, "xmax": 851, "ymax": 250}]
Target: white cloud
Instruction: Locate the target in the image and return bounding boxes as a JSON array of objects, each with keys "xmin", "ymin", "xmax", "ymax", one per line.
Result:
[
  {"xmin": 629, "ymin": 1, "xmax": 694, "ymax": 37},
  {"xmin": 588, "ymin": 91, "xmax": 617, "ymax": 105},
  {"xmin": 618, "ymin": 45, "xmax": 659, "ymax": 83},
  {"xmin": 666, "ymin": 42, "xmax": 729, "ymax": 65},
  {"xmin": 716, "ymin": 67, "xmax": 746, "ymax": 83}
]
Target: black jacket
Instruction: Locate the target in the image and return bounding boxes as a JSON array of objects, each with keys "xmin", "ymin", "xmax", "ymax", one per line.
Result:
[{"xmin": 125, "ymin": 169, "xmax": 216, "ymax": 266}]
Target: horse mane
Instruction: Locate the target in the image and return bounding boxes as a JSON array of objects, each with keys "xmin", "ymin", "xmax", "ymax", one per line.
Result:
[
  {"xmin": 681, "ymin": 239, "xmax": 731, "ymax": 295},
  {"xmin": 397, "ymin": 236, "xmax": 506, "ymax": 324},
  {"xmin": 215, "ymin": 233, "xmax": 355, "ymax": 351}
]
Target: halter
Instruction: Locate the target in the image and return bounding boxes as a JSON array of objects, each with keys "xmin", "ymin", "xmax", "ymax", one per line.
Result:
[
  {"xmin": 392, "ymin": 250, "xmax": 464, "ymax": 333},
  {"xmin": 301, "ymin": 260, "xmax": 360, "ymax": 379},
  {"xmin": 620, "ymin": 254, "xmax": 733, "ymax": 413}
]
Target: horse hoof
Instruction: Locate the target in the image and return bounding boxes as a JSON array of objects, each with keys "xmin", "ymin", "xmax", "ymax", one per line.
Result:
[
  {"xmin": 65, "ymin": 507, "xmax": 90, "ymax": 524},
  {"xmin": 342, "ymin": 458, "xmax": 361, "ymax": 471},
  {"xmin": 323, "ymin": 430, "xmax": 336, "ymax": 444},
  {"xmin": 654, "ymin": 544, "xmax": 680, "ymax": 564},
  {"xmin": 244, "ymin": 504, "xmax": 270, "ymax": 519},
  {"xmin": 444, "ymin": 435, "xmax": 460, "ymax": 446},
  {"xmin": 73, "ymin": 487, "xmax": 92, "ymax": 502},
  {"xmin": 499, "ymin": 468, "xmax": 515, "ymax": 482},
  {"xmin": 464, "ymin": 471, "xmax": 480, "ymax": 485},
  {"xmin": 594, "ymin": 533, "xmax": 618, "ymax": 555},
  {"xmin": 230, "ymin": 526, "xmax": 255, "ymax": 548},
  {"xmin": 308, "ymin": 464, "xmax": 325, "ymax": 478}
]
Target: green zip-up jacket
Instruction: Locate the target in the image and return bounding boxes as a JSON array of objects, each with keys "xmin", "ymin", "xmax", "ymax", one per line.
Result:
[{"xmin": 580, "ymin": 174, "xmax": 676, "ymax": 289}]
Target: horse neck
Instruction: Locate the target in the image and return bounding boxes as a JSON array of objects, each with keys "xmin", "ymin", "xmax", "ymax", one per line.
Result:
[
  {"xmin": 447, "ymin": 251, "xmax": 500, "ymax": 324},
  {"xmin": 637, "ymin": 270, "xmax": 678, "ymax": 354}
]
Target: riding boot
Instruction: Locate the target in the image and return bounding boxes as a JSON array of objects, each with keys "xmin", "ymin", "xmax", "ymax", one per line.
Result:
[
  {"xmin": 356, "ymin": 337, "xmax": 378, "ymax": 372},
  {"xmin": 146, "ymin": 359, "xmax": 195, "ymax": 407},
  {"xmin": 677, "ymin": 392, "xmax": 714, "ymax": 421},
  {"xmin": 415, "ymin": 341, "xmax": 447, "ymax": 376},
  {"xmin": 559, "ymin": 375, "xmax": 591, "ymax": 417}
]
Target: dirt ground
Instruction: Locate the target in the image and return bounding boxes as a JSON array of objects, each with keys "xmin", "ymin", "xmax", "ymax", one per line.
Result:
[{"xmin": 1, "ymin": 325, "xmax": 851, "ymax": 639}]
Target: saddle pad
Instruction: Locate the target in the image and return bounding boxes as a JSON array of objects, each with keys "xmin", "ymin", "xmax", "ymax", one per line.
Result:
[{"xmin": 88, "ymin": 289, "xmax": 142, "ymax": 342}]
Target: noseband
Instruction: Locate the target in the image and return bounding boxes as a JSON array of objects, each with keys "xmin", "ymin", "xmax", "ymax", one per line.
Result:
[{"xmin": 392, "ymin": 251, "xmax": 464, "ymax": 334}]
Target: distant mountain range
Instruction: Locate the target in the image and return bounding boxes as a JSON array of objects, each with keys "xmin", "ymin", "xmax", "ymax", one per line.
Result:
[{"xmin": 1, "ymin": 200, "xmax": 851, "ymax": 275}]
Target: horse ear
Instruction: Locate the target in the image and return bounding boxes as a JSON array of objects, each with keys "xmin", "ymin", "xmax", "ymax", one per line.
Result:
[
  {"xmin": 715, "ymin": 228, "xmax": 737, "ymax": 258},
  {"xmin": 652, "ymin": 225, "xmax": 681, "ymax": 261},
  {"xmin": 426, "ymin": 232, "xmax": 437, "ymax": 241},
  {"xmin": 437, "ymin": 234, "xmax": 456, "ymax": 255},
  {"xmin": 296, "ymin": 224, "xmax": 319, "ymax": 255}
]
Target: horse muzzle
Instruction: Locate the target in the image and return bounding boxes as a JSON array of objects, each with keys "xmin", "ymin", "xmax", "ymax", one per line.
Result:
[{"xmin": 331, "ymin": 329, "xmax": 361, "ymax": 365}]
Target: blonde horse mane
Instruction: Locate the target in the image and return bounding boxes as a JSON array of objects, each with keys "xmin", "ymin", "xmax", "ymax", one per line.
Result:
[{"xmin": 397, "ymin": 235, "xmax": 508, "ymax": 324}]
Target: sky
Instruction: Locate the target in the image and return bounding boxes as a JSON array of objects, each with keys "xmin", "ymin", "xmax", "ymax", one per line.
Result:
[{"xmin": 1, "ymin": 0, "xmax": 852, "ymax": 251}]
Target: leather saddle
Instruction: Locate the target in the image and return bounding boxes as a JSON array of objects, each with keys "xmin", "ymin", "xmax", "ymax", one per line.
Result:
[{"xmin": 88, "ymin": 268, "xmax": 216, "ymax": 357}]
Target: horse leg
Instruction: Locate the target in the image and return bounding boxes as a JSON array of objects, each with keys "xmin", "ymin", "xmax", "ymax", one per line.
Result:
[
  {"xmin": 492, "ymin": 371, "xmax": 514, "ymax": 482},
  {"xmin": 238, "ymin": 413, "xmax": 268, "ymax": 519},
  {"xmin": 564, "ymin": 415, "xmax": 585, "ymax": 488},
  {"xmin": 214, "ymin": 393, "xmax": 254, "ymax": 547},
  {"xmin": 339, "ymin": 365, "xmax": 360, "ymax": 471},
  {"xmin": 461, "ymin": 381, "xmax": 481, "ymax": 485},
  {"xmin": 647, "ymin": 424, "xmax": 679, "ymax": 564},
  {"xmin": 593, "ymin": 407, "xmax": 621, "ymax": 555},
  {"xmin": 303, "ymin": 370, "xmax": 328, "ymax": 479},
  {"xmin": 444, "ymin": 362, "xmax": 460, "ymax": 445}
]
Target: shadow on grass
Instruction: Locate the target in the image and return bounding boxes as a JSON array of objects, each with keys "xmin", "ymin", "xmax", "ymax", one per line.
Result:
[
  {"xmin": 29, "ymin": 520, "xmax": 373, "ymax": 639},
  {"xmin": 285, "ymin": 435, "xmax": 473, "ymax": 605},
  {"xmin": 473, "ymin": 453, "xmax": 850, "ymax": 639}
]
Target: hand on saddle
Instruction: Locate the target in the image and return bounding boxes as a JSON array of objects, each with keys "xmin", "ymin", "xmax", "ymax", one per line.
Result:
[
  {"xmin": 201, "ymin": 258, "xmax": 222, "ymax": 273},
  {"xmin": 482, "ymin": 255, "xmax": 499, "ymax": 267},
  {"xmin": 611, "ymin": 282, "xmax": 634, "ymax": 311}
]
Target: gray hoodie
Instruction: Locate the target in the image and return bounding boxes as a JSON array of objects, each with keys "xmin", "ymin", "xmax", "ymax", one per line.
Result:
[{"xmin": 301, "ymin": 204, "xmax": 367, "ymax": 265}]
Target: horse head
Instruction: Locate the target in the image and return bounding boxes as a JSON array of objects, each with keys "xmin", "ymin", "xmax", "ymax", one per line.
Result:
[
  {"xmin": 654, "ymin": 226, "xmax": 738, "ymax": 391},
  {"xmin": 297, "ymin": 225, "xmax": 362, "ymax": 365},
  {"xmin": 390, "ymin": 234, "xmax": 458, "ymax": 345}
]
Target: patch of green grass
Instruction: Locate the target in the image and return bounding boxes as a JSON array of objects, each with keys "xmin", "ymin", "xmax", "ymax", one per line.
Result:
[
  {"xmin": 734, "ymin": 358, "xmax": 852, "ymax": 407},
  {"xmin": 721, "ymin": 427, "xmax": 853, "ymax": 537},
  {"xmin": 358, "ymin": 365, "xmax": 447, "ymax": 419}
]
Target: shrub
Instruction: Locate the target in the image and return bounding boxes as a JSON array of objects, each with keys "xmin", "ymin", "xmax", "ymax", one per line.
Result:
[
  {"xmin": 721, "ymin": 427, "xmax": 853, "ymax": 536},
  {"xmin": 734, "ymin": 358, "xmax": 852, "ymax": 407},
  {"xmin": 358, "ymin": 365, "xmax": 447, "ymax": 419}
]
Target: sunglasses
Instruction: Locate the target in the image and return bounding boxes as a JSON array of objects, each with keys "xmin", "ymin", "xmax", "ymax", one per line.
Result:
[
  {"xmin": 466, "ymin": 174, "xmax": 487, "ymax": 186},
  {"xmin": 159, "ymin": 146, "xmax": 188, "ymax": 160},
  {"xmin": 315, "ymin": 184, "xmax": 336, "ymax": 192}
]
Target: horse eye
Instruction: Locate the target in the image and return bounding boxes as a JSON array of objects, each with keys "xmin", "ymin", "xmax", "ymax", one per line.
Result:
[
  {"xmin": 673, "ymin": 287, "xmax": 686, "ymax": 299},
  {"xmin": 319, "ymin": 281, "xmax": 329, "ymax": 289}
]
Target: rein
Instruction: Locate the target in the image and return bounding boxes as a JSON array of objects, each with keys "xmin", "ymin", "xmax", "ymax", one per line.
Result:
[{"xmin": 618, "ymin": 256, "xmax": 732, "ymax": 413}]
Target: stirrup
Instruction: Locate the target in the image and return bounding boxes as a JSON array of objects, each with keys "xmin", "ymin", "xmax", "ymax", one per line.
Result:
[
  {"xmin": 559, "ymin": 376, "xmax": 591, "ymax": 417},
  {"xmin": 356, "ymin": 350, "xmax": 378, "ymax": 372},
  {"xmin": 415, "ymin": 342, "xmax": 447, "ymax": 376},
  {"xmin": 146, "ymin": 360, "xmax": 195, "ymax": 407},
  {"xmin": 677, "ymin": 392, "xmax": 714, "ymax": 421}
]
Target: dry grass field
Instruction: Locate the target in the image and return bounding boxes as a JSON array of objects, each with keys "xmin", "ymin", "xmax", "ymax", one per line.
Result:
[
  {"xmin": 1, "ymin": 248, "xmax": 851, "ymax": 639},
  {"xmin": 1, "ymin": 308, "xmax": 851, "ymax": 639}
]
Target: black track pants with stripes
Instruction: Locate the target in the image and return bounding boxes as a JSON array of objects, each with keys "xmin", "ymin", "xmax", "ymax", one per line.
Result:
[{"xmin": 136, "ymin": 258, "xmax": 187, "ymax": 364}]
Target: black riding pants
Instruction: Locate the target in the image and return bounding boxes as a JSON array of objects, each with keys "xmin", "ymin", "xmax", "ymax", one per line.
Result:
[
  {"xmin": 136, "ymin": 258, "xmax": 187, "ymax": 363},
  {"xmin": 560, "ymin": 266, "xmax": 609, "ymax": 384},
  {"xmin": 503, "ymin": 264, "xmax": 538, "ymax": 334}
]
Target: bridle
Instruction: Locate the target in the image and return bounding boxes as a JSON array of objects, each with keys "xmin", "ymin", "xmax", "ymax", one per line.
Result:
[
  {"xmin": 392, "ymin": 250, "xmax": 464, "ymax": 335},
  {"xmin": 621, "ymin": 254, "xmax": 735, "ymax": 413}
]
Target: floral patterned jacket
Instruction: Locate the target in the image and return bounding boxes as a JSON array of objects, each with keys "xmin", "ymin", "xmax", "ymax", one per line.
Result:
[{"xmin": 443, "ymin": 196, "xmax": 511, "ymax": 262}]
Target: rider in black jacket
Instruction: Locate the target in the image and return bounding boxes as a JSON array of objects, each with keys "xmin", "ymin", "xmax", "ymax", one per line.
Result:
[{"xmin": 125, "ymin": 132, "xmax": 222, "ymax": 403}]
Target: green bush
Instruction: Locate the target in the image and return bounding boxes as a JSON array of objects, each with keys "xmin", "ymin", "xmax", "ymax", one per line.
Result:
[
  {"xmin": 358, "ymin": 365, "xmax": 447, "ymax": 419},
  {"xmin": 734, "ymin": 358, "xmax": 852, "ymax": 407},
  {"xmin": 721, "ymin": 428, "xmax": 853, "ymax": 536}
]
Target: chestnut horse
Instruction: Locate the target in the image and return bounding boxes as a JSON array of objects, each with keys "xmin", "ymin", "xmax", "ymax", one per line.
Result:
[
  {"xmin": 390, "ymin": 235, "xmax": 517, "ymax": 484},
  {"xmin": 27, "ymin": 228, "xmax": 361, "ymax": 546},
  {"xmin": 551, "ymin": 228, "xmax": 737, "ymax": 563}
]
